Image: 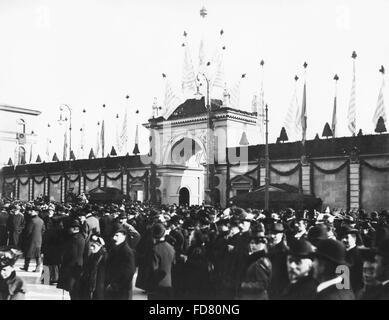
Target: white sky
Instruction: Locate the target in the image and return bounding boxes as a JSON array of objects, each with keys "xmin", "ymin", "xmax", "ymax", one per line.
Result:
[{"xmin": 1, "ymin": 0, "xmax": 389, "ymax": 160}]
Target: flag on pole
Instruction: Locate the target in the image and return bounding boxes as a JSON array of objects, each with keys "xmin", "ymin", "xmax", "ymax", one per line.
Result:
[
  {"xmin": 257, "ymin": 61, "xmax": 265, "ymax": 143},
  {"xmin": 332, "ymin": 74, "xmax": 339, "ymax": 138},
  {"xmin": 301, "ymin": 62, "xmax": 308, "ymax": 144},
  {"xmin": 63, "ymin": 129, "xmax": 68, "ymax": 161},
  {"xmin": 284, "ymin": 76, "xmax": 299, "ymax": 141},
  {"xmin": 347, "ymin": 51, "xmax": 357, "ymax": 135},
  {"xmin": 210, "ymin": 46, "xmax": 226, "ymax": 100},
  {"xmin": 373, "ymin": 65, "xmax": 387, "ymax": 127},
  {"xmin": 95, "ymin": 122, "xmax": 101, "ymax": 157},
  {"xmin": 161, "ymin": 73, "xmax": 184, "ymax": 119},
  {"xmin": 29, "ymin": 144, "xmax": 33, "ymax": 163},
  {"xmin": 100, "ymin": 120, "xmax": 105, "ymax": 157},
  {"xmin": 45, "ymin": 124, "xmax": 51, "ymax": 161},
  {"xmin": 230, "ymin": 74, "xmax": 246, "ymax": 110},
  {"xmin": 181, "ymin": 33, "xmax": 197, "ymax": 99},
  {"xmin": 79, "ymin": 109, "xmax": 86, "ymax": 159}
]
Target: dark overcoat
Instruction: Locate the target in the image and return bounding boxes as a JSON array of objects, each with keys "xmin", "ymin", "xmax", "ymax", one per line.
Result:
[
  {"xmin": 57, "ymin": 232, "xmax": 86, "ymax": 292},
  {"xmin": 105, "ymin": 241, "xmax": 136, "ymax": 300},
  {"xmin": 24, "ymin": 215, "xmax": 46, "ymax": 258}
]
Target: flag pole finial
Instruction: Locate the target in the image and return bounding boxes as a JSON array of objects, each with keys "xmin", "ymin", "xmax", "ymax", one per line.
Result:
[
  {"xmin": 303, "ymin": 62, "xmax": 308, "ymax": 69},
  {"xmin": 260, "ymin": 60, "xmax": 264, "ymax": 66},
  {"xmin": 294, "ymin": 75, "xmax": 299, "ymax": 82},
  {"xmin": 351, "ymin": 51, "xmax": 357, "ymax": 59},
  {"xmin": 379, "ymin": 65, "xmax": 385, "ymax": 74},
  {"xmin": 162, "ymin": 73, "xmax": 166, "ymax": 78},
  {"xmin": 200, "ymin": 6, "xmax": 207, "ymax": 18},
  {"xmin": 334, "ymin": 74, "xmax": 339, "ymax": 81},
  {"xmin": 126, "ymin": 95, "xmax": 129, "ymax": 99}
]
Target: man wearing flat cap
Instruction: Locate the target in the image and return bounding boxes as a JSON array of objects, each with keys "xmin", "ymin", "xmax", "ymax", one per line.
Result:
[
  {"xmin": 281, "ymin": 238, "xmax": 318, "ymax": 300},
  {"xmin": 338, "ymin": 225, "xmax": 364, "ymax": 294},
  {"xmin": 313, "ymin": 239, "xmax": 355, "ymax": 300}
]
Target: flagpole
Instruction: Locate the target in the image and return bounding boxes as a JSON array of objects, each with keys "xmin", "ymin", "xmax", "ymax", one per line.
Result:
[
  {"xmin": 332, "ymin": 74, "xmax": 339, "ymax": 138},
  {"xmin": 264, "ymin": 104, "xmax": 269, "ymax": 211}
]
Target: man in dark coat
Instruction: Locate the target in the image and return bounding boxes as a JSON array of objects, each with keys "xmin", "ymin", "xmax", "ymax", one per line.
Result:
[
  {"xmin": 99, "ymin": 210, "xmax": 115, "ymax": 249},
  {"xmin": 338, "ymin": 225, "xmax": 364, "ymax": 294},
  {"xmin": 374, "ymin": 238, "xmax": 389, "ymax": 299},
  {"xmin": 7, "ymin": 205, "xmax": 25, "ymax": 248},
  {"xmin": 281, "ymin": 238, "xmax": 318, "ymax": 300},
  {"xmin": 267, "ymin": 222, "xmax": 289, "ymax": 299},
  {"xmin": 115, "ymin": 213, "xmax": 141, "ymax": 250},
  {"xmin": 147, "ymin": 223, "xmax": 175, "ymax": 300},
  {"xmin": 313, "ymin": 239, "xmax": 355, "ymax": 300},
  {"xmin": 105, "ymin": 228, "xmax": 136, "ymax": 300},
  {"xmin": 57, "ymin": 219, "xmax": 86, "ymax": 300},
  {"xmin": 79, "ymin": 235, "xmax": 107, "ymax": 300},
  {"xmin": 21, "ymin": 208, "xmax": 45, "ymax": 272},
  {"xmin": 0, "ymin": 209, "xmax": 9, "ymax": 246}
]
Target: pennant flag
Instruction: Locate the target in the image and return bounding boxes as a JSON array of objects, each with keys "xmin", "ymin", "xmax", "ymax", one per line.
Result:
[
  {"xmin": 181, "ymin": 33, "xmax": 197, "ymax": 99},
  {"xmin": 95, "ymin": 121, "xmax": 101, "ymax": 157},
  {"xmin": 284, "ymin": 75, "xmax": 300, "ymax": 141},
  {"xmin": 79, "ymin": 109, "xmax": 86, "ymax": 159},
  {"xmin": 210, "ymin": 46, "xmax": 226, "ymax": 100},
  {"xmin": 239, "ymin": 131, "xmax": 249, "ymax": 145},
  {"xmin": 118, "ymin": 96, "xmax": 129, "ymax": 154},
  {"xmin": 161, "ymin": 73, "xmax": 184, "ymax": 119},
  {"xmin": 332, "ymin": 74, "xmax": 339, "ymax": 137},
  {"xmin": 45, "ymin": 123, "xmax": 51, "ymax": 161},
  {"xmin": 300, "ymin": 62, "xmax": 308, "ymax": 144},
  {"xmin": 52, "ymin": 153, "xmax": 59, "ymax": 162},
  {"xmin": 29, "ymin": 143, "xmax": 33, "ymax": 163},
  {"xmin": 63, "ymin": 129, "xmax": 68, "ymax": 161},
  {"xmin": 257, "ymin": 60, "xmax": 266, "ymax": 143},
  {"xmin": 7, "ymin": 157, "xmax": 13, "ymax": 166},
  {"xmin": 100, "ymin": 120, "xmax": 105, "ymax": 158},
  {"xmin": 70, "ymin": 150, "xmax": 76, "ymax": 160},
  {"xmin": 373, "ymin": 66, "xmax": 387, "ymax": 127},
  {"xmin": 36, "ymin": 155, "xmax": 42, "ymax": 163},
  {"xmin": 347, "ymin": 51, "xmax": 357, "ymax": 135},
  {"xmin": 229, "ymin": 74, "xmax": 246, "ymax": 110}
]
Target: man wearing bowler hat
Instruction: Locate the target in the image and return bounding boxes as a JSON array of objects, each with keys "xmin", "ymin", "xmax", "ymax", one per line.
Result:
[
  {"xmin": 338, "ymin": 225, "xmax": 364, "ymax": 294},
  {"xmin": 313, "ymin": 239, "xmax": 355, "ymax": 300},
  {"xmin": 281, "ymin": 238, "xmax": 318, "ymax": 300},
  {"xmin": 267, "ymin": 222, "xmax": 289, "ymax": 299}
]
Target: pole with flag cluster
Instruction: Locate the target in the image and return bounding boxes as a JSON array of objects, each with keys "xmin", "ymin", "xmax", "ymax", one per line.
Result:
[
  {"xmin": 301, "ymin": 62, "xmax": 308, "ymax": 145},
  {"xmin": 332, "ymin": 74, "xmax": 339, "ymax": 138},
  {"xmin": 181, "ymin": 31, "xmax": 197, "ymax": 99},
  {"xmin": 348, "ymin": 51, "xmax": 357, "ymax": 136},
  {"xmin": 258, "ymin": 60, "xmax": 265, "ymax": 143},
  {"xmin": 284, "ymin": 75, "xmax": 300, "ymax": 141},
  {"xmin": 373, "ymin": 65, "xmax": 387, "ymax": 131}
]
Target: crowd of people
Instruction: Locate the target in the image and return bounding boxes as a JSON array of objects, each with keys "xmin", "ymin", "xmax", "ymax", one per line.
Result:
[{"xmin": 0, "ymin": 195, "xmax": 389, "ymax": 300}]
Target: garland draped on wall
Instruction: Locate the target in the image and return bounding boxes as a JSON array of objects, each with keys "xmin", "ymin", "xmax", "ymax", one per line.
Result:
[
  {"xmin": 84, "ymin": 172, "xmax": 101, "ymax": 182},
  {"xmin": 32, "ymin": 176, "xmax": 46, "ymax": 184},
  {"xmin": 360, "ymin": 159, "xmax": 389, "ymax": 172},
  {"xmin": 18, "ymin": 177, "xmax": 30, "ymax": 186},
  {"xmin": 310, "ymin": 159, "xmax": 349, "ymax": 174},
  {"xmin": 127, "ymin": 170, "xmax": 148, "ymax": 184},
  {"xmin": 64, "ymin": 173, "xmax": 80, "ymax": 183},
  {"xmin": 105, "ymin": 171, "xmax": 123, "ymax": 181},
  {"xmin": 47, "ymin": 175, "xmax": 63, "ymax": 184},
  {"xmin": 269, "ymin": 162, "xmax": 301, "ymax": 176}
]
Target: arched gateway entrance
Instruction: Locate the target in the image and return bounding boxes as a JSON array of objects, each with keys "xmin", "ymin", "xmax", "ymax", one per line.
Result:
[{"xmin": 179, "ymin": 187, "xmax": 190, "ymax": 206}]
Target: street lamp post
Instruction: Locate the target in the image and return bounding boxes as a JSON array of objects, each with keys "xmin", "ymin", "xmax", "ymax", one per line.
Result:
[
  {"xmin": 197, "ymin": 65, "xmax": 214, "ymax": 205},
  {"xmin": 58, "ymin": 104, "xmax": 72, "ymax": 159}
]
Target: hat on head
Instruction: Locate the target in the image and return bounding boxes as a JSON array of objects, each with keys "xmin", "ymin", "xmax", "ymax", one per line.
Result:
[
  {"xmin": 307, "ymin": 224, "xmax": 328, "ymax": 246},
  {"xmin": 313, "ymin": 239, "xmax": 349, "ymax": 266},
  {"xmin": 270, "ymin": 222, "xmax": 285, "ymax": 234},
  {"xmin": 338, "ymin": 225, "xmax": 359, "ymax": 239},
  {"xmin": 152, "ymin": 223, "xmax": 166, "ymax": 239},
  {"xmin": 0, "ymin": 247, "xmax": 22, "ymax": 269},
  {"xmin": 288, "ymin": 239, "xmax": 314, "ymax": 258},
  {"xmin": 118, "ymin": 212, "xmax": 127, "ymax": 220}
]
